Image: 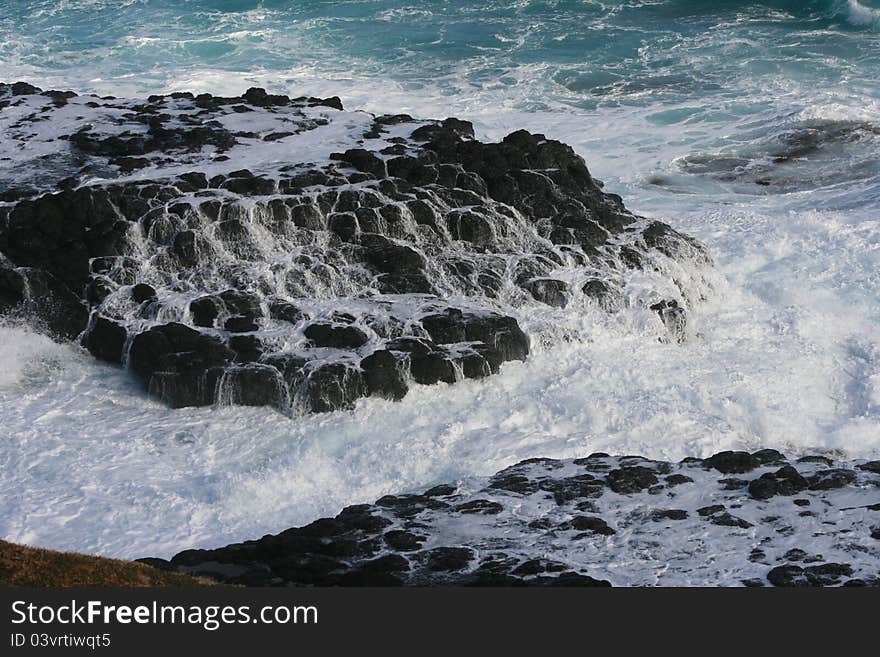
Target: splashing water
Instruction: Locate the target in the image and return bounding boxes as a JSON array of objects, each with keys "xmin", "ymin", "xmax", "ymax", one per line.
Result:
[{"xmin": 1, "ymin": 0, "xmax": 879, "ymax": 558}]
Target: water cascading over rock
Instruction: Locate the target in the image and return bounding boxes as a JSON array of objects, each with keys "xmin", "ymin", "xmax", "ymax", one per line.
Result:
[{"xmin": 0, "ymin": 82, "xmax": 711, "ymax": 413}]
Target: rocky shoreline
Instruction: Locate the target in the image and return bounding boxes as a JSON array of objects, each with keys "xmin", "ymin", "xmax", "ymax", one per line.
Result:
[
  {"xmin": 5, "ymin": 83, "xmax": 876, "ymax": 587},
  {"xmin": 143, "ymin": 450, "xmax": 880, "ymax": 587},
  {"xmin": 0, "ymin": 81, "xmax": 707, "ymax": 413}
]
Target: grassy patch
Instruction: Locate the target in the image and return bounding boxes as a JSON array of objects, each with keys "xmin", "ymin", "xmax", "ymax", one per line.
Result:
[{"xmin": 0, "ymin": 540, "xmax": 209, "ymax": 587}]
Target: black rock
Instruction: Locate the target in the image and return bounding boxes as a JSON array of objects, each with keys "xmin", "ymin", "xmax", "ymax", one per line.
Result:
[
  {"xmin": 360, "ymin": 350, "xmax": 408, "ymax": 400},
  {"xmin": 267, "ymin": 300, "xmax": 305, "ymax": 324},
  {"xmin": 328, "ymin": 212, "xmax": 358, "ymax": 241},
  {"xmin": 807, "ymin": 469, "xmax": 856, "ymax": 491},
  {"xmin": 697, "ymin": 504, "xmax": 725, "ymax": 517},
  {"xmin": 81, "ymin": 315, "xmax": 127, "ymax": 363},
  {"xmin": 422, "ymin": 547, "xmax": 475, "ymax": 572},
  {"xmin": 581, "ymin": 279, "xmax": 617, "ymax": 309},
  {"xmin": 560, "ymin": 516, "xmax": 616, "ymax": 536},
  {"xmin": 454, "ymin": 500, "xmax": 504, "ymax": 515},
  {"xmin": 797, "ymin": 455, "xmax": 834, "ymax": 466},
  {"xmin": 512, "ymin": 559, "xmax": 568, "ymax": 576},
  {"xmin": 460, "ymin": 313, "xmax": 530, "ymax": 362},
  {"xmin": 0, "ymin": 266, "xmax": 88, "ymax": 339},
  {"xmin": 215, "ymin": 365, "xmax": 285, "ymax": 407},
  {"xmin": 131, "ymin": 283, "xmax": 157, "ymax": 303},
  {"xmin": 768, "ymin": 563, "xmax": 853, "ymax": 587},
  {"xmin": 128, "ymin": 322, "xmax": 234, "ymax": 407},
  {"xmin": 227, "ymin": 334, "xmax": 263, "ymax": 362},
  {"xmin": 330, "ymin": 149, "xmax": 387, "ymax": 178},
  {"xmin": 652, "ymin": 509, "xmax": 688, "ymax": 521},
  {"xmin": 783, "ymin": 549, "xmax": 808, "ymax": 562},
  {"xmin": 135, "ymin": 557, "xmax": 175, "ymax": 572},
  {"xmin": 358, "ymin": 233, "xmax": 431, "ymax": 294},
  {"xmin": 409, "ymin": 351, "xmax": 457, "ymax": 385},
  {"xmin": 423, "ymin": 484, "xmax": 457, "ymax": 497},
  {"xmin": 303, "ymin": 363, "xmax": 365, "ymax": 412},
  {"xmin": 752, "ymin": 449, "xmax": 787, "ymax": 466},
  {"xmin": 383, "ymin": 531, "xmax": 425, "ymax": 552},
  {"xmin": 606, "ymin": 466, "xmax": 658, "ymax": 494},
  {"xmin": 171, "ymin": 230, "xmax": 202, "ymax": 266},
  {"xmin": 85, "ymin": 276, "xmax": 115, "ymax": 307},
  {"xmin": 304, "ymin": 322, "xmax": 369, "ymax": 349},
  {"xmin": 189, "ymin": 295, "xmax": 222, "ymax": 328},
  {"xmin": 420, "ymin": 308, "xmax": 467, "ymax": 344},
  {"xmin": 524, "ymin": 278, "xmax": 570, "ymax": 307},
  {"xmin": 153, "ymin": 448, "xmax": 875, "ymax": 586},
  {"xmin": 748, "ymin": 465, "xmax": 809, "ymax": 500},
  {"xmin": 217, "ymin": 290, "xmax": 262, "ymax": 318},
  {"xmin": 709, "ymin": 512, "xmax": 753, "ymax": 529},
  {"xmin": 704, "ymin": 451, "xmax": 759, "ymax": 474},
  {"xmin": 224, "ymin": 315, "xmax": 258, "ymax": 333}
]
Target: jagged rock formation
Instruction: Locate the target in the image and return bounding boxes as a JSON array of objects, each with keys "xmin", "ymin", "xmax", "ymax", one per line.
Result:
[
  {"xmin": 146, "ymin": 452, "xmax": 880, "ymax": 587},
  {"xmin": 0, "ymin": 82, "xmax": 709, "ymax": 413}
]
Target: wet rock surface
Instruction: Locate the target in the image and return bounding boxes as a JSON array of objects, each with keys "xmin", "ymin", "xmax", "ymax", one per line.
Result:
[
  {"xmin": 151, "ymin": 450, "xmax": 880, "ymax": 586},
  {"xmin": 0, "ymin": 82, "xmax": 710, "ymax": 413}
]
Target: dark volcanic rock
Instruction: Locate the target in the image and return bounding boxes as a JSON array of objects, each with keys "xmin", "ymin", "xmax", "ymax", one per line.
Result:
[
  {"xmin": 524, "ymin": 278, "xmax": 570, "ymax": 307},
  {"xmin": 0, "ymin": 266, "xmax": 88, "ymax": 339},
  {"xmin": 128, "ymin": 322, "xmax": 234, "ymax": 407},
  {"xmin": 748, "ymin": 465, "xmax": 809, "ymax": 500},
  {"xmin": 768, "ymin": 563, "xmax": 853, "ymax": 587},
  {"xmin": 606, "ymin": 466, "xmax": 658, "ymax": 494},
  {"xmin": 360, "ymin": 350, "xmax": 408, "ymax": 400},
  {"xmin": 81, "ymin": 315, "xmax": 127, "ymax": 363},
  {"xmin": 131, "ymin": 283, "xmax": 157, "ymax": 304},
  {"xmin": 807, "ymin": 469, "xmax": 856, "ymax": 491},
  {"xmin": 559, "ymin": 515, "xmax": 616, "ymax": 536},
  {"xmin": 704, "ymin": 451, "xmax": 759, "ymax": 474},
  {"xmin": 303, "ymin": 363, "xmax": 365, "ymax": 412},
  {"xmin": 454, "ymin": 500, "xmax": 504, "ymax": 515},
  {"xmin": 709, "ymin": 512, "xmax": 753, "ymax": 529},
  {"xmin": 159, "ymin": 452, "xmax": 878, "ymax": 587},
  {"xmin": 304, "ymin": 322, "xmax": 369, "ymax": 349},
  {"xmin": 0, "ymin": 83, "xmax": 710, "ymax": 414},
  {"xmin": 422, "ymin": 547, "xmax": 474, "ymax": 573},
  {"xmin": 189, "ymin": 296, "xmax": 222, "ymax": 328}
]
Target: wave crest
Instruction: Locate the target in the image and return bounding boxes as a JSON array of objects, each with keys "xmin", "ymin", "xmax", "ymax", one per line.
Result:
[{"xmin": 839, "ymin": 0, "xmax": 880, "ymax": 27}]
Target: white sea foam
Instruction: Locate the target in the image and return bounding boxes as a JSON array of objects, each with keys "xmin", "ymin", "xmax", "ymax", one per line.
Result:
[
  {"xmin": 1, "ymin": 188, "xmax": 878, "ymax": 558},
  {"xmin": 1, "ymin": 1, "xmax": 879, "ymax": 559},
  {"xmin": 842, "ymin": 0, "xmax": 880, "ymax": 26}
]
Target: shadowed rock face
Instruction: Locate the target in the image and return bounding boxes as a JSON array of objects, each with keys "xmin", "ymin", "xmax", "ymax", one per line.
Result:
[
  {"xmin": 0, "ymin": 82, "xmax": 709, "ymax": 413},
  {"xmin": 147, "ymin": 452, "xmax": 880, "ymax": 587}
]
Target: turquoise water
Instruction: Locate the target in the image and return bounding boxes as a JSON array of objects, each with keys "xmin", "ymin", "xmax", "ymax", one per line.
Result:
[
  {"xmin": 3, "ymin": 2, "xmax": 880, "ymax": 557},
  {"xmin": 2, "ymin": 2, "xmax": 879, "ymax": 109}
]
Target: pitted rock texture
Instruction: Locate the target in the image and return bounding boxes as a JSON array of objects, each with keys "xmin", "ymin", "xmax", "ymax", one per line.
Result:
[
  {"xmin": 0, "ymin": 82, "xmax": 709, "ymax": 413},
  {"xmin": 149, "ymin": 451, "xmax": 880, "ymax": 586}
]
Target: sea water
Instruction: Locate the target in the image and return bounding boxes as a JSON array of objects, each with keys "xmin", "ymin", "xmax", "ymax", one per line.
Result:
[{"xmin": 1, "ymin": 0, "xmax": 879, "ymax": 557}]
